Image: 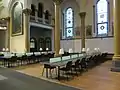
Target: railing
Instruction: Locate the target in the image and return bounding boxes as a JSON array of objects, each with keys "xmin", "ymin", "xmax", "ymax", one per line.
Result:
[{"xmin": 30, "ymin": 15, "xmax": 52, "ymax": 25}]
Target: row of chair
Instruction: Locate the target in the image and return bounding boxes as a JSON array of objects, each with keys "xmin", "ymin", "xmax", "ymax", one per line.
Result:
[
  {"xmin": 42, "ymin": 53, "xmax": 108, "ymax": 80},
  {"xmin": 0, "ymin": 53, "xmax": 54, "ymax": 67}
]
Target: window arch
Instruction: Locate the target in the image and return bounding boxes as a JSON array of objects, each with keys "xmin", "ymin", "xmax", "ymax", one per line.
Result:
[
  {"xmin": 96, "ymin": 0, "xmax": 109, "ymax": 36},
  {"xmin": 45, "ymin": 10, "xmax": 49, "ymax": 20},
  {"xmin": 38, "ymin": 3, "xmax": 43, "ymax": 18},
  {"xmin": 64, "ymin": 7, "xmax": 74, "ymax": 38},
  {"xmin": 31, "ymin": 4, "xmax": 35, "ymax": 16}
]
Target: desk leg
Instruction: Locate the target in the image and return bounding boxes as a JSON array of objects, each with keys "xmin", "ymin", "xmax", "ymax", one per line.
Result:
[
  {"xmin": 58, "ymin": 66, "xmax": 60, "ymax": 80},
  {"xmin": 46, "ymin": 68, "xmax": 48, "ymax": 78}
]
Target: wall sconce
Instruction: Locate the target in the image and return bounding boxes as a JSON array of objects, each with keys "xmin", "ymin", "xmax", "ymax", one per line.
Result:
[{"xmin": 2, "ymin": 48, "xmax": 5, "ymax": 52}]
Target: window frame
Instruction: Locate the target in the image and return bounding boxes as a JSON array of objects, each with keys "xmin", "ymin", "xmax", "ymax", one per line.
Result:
[
  {"xmin": 95, "ymin": 0, "xmax": 110, "ymax": 37},
  {"xmin": 64, "ymin": 7, "xmax": 74, "ymax": 39}
]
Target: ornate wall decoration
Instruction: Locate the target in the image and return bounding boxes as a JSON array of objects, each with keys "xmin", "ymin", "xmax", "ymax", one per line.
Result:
[
  {"xmin": 75, "ymin": 26, "xmax": 81, "ymax": 38},
  {"xmin": 12, "ymin": 2, "xmax": 23, "ymax": 36},
  {"xmin": 86, "ymin": 25, "xmax": 92, "ymax": 38},
  {"xmin": 0, "ymin": 0, "xmax": 4, "ymax": 12}
]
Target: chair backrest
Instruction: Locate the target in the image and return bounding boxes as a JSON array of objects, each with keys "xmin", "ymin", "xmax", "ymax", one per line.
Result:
[
  {"xmin": 75, "ymin": 59, "xmax": 80, "ymax": 66},
  {"xmin": 11, "ymin": 56, "xmax": 17, "ymax": 61},
  {"xmin": 80, "ymin": 57, "xmax": 86, "ymax": 63},
  {"xmin": 44, "ymin": 64, "xmax": 52, "ymax": 68},
  {"xmin": 66, "ymin": 61, "xmax": 72, "ymax": 70}
]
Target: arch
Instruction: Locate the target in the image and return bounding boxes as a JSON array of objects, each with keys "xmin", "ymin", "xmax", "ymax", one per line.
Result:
[
  {"xmin": 38, "ymin": 37, "xmax": 45, "ymax": 51},
  {"xmin": 45, "ymin": 37, "xmax": 51, "ymax": 51},
  {"xmin": 95, "ymin": 0, "xmax": 110, "ymax": 36},
  {"xmin": 11, "ymin": 2, "xmax": 23, "ymax": 35},
  {"xmin": 38, "ymin": 3, "xmax": 43, "ymax": 18},
  {"xmin": 31, "ymin": 4, "xmax": 36, "ymax": 16},
  {"xmin": 44, "ymin": 10, "xmax": 50, "ymax": 20},
  {"xmin": 9, "ymin": 0, "xmax": 23, "ymax": 14},
  {"xmin": 64, "ymin": 7, "xmax": 74, "ymax": 38},
  {"xmin": 30, "ymin": 37, "xmax": 37, "ymax": 52}
]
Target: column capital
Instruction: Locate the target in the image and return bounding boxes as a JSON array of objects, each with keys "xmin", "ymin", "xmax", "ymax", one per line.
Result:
[
  {"xmin": 22, "ymin": 8, "xmax": 31, "ymax": 15},
  {"xmin": 1, "ymin": 17, "xmax": 10, "ymax": 21},
  {"xmin": 53, "ymin": 0, "xmax": 63, "ymax": 5},
  {"xmin": 79, "ymin": 12, "xmax": 86, "ymax": 18}
]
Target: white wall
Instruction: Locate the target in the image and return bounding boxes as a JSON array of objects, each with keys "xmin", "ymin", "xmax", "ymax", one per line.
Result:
[
  {"xmin": 61, "ymin": 37, "xmax": 114, "ymax": 53},
  {"xmin": 10, "ymin": 35, "xmax": 25, "ymax": 52}
]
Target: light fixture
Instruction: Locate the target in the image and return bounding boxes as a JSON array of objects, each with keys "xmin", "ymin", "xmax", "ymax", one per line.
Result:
[
  {"xmin": 82, "ymin": 48, "xmax": 86, "ymax": 53},
  {"xmin": 59, "ymin": 48, "xmax": 64, "ymax": 55},
  {"xmin": 39, "ymin": 48, "xmax": 43, "ymax": 51},
  {"xmin": 46, "ymin": 48, "xmax": 49, "ymax": 51},
  {"xmin": 94, "ymin": 48, "xmax": 99, "ymax": 53},
  {"xmin": 69, "ymin": 48, "xmax": 73, "ymax": 54},
  {"xmin": 6, "ymin": 48, "xmax": 9, "ymax": 52},
  {"xmin": 0, "ymin": 26, "xmax": 7, "ymax": 30},
  {"xmin": 86, "ymin": 48, "xmax": 90, "ymax": 52},
  {"xmin": 2, "ymin": 48, "xmax": 5, "ymax": 52}
]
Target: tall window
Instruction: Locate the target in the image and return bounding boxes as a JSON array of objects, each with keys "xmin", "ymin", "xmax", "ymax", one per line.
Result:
[
  {"xmin": 64, "ymin": 8, "xmax": 74, "ymax": 38},
  {"xmin": 96, "ymin": 0, "xmax": 109, "ymax": 36},
  {"xmin": 38, "ymin": 3, "xmax": 43, "ymax": 18},
  {"xmin": 31, "ymin": 4, "xmax": 35, "ymax": 16}
]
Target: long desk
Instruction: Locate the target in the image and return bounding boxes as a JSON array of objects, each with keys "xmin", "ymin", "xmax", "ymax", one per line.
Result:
[{"xmin": 42, "ymin": 53, "xmax": 87, "ymax": 80}]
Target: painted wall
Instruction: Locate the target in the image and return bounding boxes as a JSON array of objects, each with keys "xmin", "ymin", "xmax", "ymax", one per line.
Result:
[
  {"xmin": 0, "ymin": 0, "xmax": 115, "ymax": 53},
  {"xmin": 0, "ymin": 30, "xmax": 7, "ymax": 51},
  {"xmin": 9, "ymin": 0, "xmax": 26, "ymax": 53},
  {"xmin": 61, "ymin": 37, "xmax": 114, "ymax": 53},
  {"xmin": 10, "ymin": 35, "xmax": 25, "ymax": 52}
]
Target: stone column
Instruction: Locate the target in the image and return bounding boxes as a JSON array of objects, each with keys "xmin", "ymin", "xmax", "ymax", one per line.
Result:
[
  {"xmin": 5, "ymin": 17, "xmax": 10, "ymax": 50},
  {"xmin": 79, "ymin": 12, "xmax": 86, "ymax": 51},
  {"xmin": 52, "ymin": 18, "xmax": 55, "ymax": 52},
  {"xmin": 111, "ymin": 0, "xmax": 120, "ymax": 72},
  {"xmin": 53, "ymin": 0, "xmax": 63, "ymax": 57},
  {"xmin": 23, "ymin": 8, "xmax": 31, "ymax": 52}
]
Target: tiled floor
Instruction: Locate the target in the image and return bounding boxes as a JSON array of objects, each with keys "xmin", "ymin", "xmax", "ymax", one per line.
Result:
[{"xmin": 14, "ymin": 61, "xmax": 120, "ymax": 90}]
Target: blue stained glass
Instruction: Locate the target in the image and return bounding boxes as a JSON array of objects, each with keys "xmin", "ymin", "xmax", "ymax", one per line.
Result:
[
  {"xmin": 65, "ymin": 8, "xmax": 74, "ymax": 38},
  {"xmin": 97, "ymin": 0, "xmax": 108, "ymax": 35}
]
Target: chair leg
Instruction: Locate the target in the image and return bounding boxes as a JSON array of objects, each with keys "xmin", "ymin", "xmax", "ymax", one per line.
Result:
[
  {"xmin": 66, "ymin": 71, "xmax": 69, "ymax": 81},
  {"xmin": 49, "ymin": 69, "xmax": 52, "ymax": 78},
  {"xmin": 55, "ymin": 68, "xmax": 57, "ymax": 76},
  {"xmin": 75, "ymin": 68, "xmax": 78, "ymax": 76},
  {"xmin": 42, "ymin": 68, "xmax": 45, "ymax": 76}
]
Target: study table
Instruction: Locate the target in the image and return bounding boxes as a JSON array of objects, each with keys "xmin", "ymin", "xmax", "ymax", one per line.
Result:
[{"xmin": 42, "ymin": 53, "xmax": 87, "ymax": 80}]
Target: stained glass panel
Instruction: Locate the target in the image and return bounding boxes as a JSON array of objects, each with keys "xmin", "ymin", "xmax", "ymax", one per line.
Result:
[
  {"xmin": 65, "ymin": 8, "xmax": 74, "ymax": 38},
  {"xmin": 98, "ymin": 23, "xmax": 108, "ymax": 34},
  {"xmin": 97, "ymin": 0, "xmax": 108, "ymax": 35}
]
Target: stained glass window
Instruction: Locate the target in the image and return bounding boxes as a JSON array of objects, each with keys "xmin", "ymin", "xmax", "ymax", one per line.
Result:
[
  {"xmin": 64, "ymin": 8, "xmax": 74, "ymax": 38},
  {"xmin": 96, "ymin": 0, "xmax": 108, "ymax": 35}
]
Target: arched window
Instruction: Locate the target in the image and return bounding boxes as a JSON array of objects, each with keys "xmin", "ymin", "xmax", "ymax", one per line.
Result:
[
  {"xmin": 45, "ymin": 10, "xmax": 49, "ymax": 20},
  {"xmin": 38, "ymin": 3, "xmax": 43, "ymax": 18},
  {"xmin": 31, "ymin": 4, "xmax": 35, "ymax": 16},
  {"xmin": 44, "ymin": 10, "xmax": 50, "ymax": 24},
  {"xmin": 96, "ymin": 0, "xmax": 109, "ymax": 36},
  {"xmin": 64, "ymin": 8, "xmax": 74, "ymax": 38},
  {"xmin": 38, "ymin": 38, "xmax": 45, "ymax": 51},
  {"xmin": 45, "ymin": 37, "xmax": 51, "ymax": 51},
  {"xmin": 30, "ymin": 37, "xmax": 37, "ymax": 52},
  {"xmin": 12, "ymin": 2, "xmax": 23, "ymax": 35}
]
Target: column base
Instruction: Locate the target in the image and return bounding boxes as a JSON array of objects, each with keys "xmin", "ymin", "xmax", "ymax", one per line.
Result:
[
  {"xmin": 111, "ymin": 56, "xmax": 120, "ymax": 72},
  {"xmin": 54, "ymin": 54, "xmax": 61, "ymax": 57}
]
